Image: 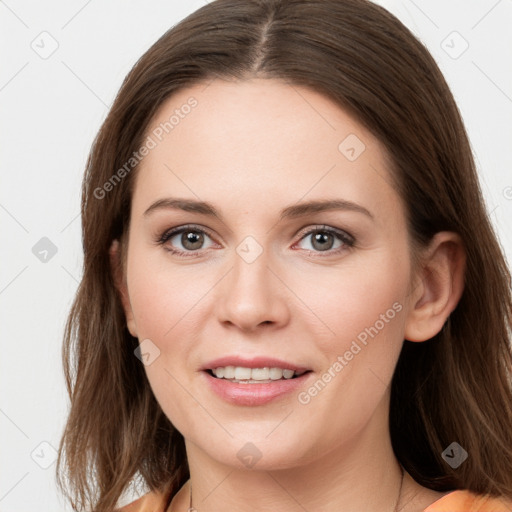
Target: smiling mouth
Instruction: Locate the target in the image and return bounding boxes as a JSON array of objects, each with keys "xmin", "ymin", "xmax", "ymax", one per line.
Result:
[{"xmin": 205, "ymin": 368, "xmax": 312, "ymax": 383}]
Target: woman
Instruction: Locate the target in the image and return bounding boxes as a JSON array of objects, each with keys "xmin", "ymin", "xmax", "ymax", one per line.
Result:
[{"xmin": 56, "ymin": 0, "xmax": 512, "ymax": 511}]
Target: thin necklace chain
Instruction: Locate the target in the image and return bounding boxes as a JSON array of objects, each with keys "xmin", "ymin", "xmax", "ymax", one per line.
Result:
[
  {"xmin": 187, "ymin": 483, "xmax": 192, "ymax": 512},
  {"xmin": 185, "ymin": 465, "xmax": 405, "ymax": 512}
]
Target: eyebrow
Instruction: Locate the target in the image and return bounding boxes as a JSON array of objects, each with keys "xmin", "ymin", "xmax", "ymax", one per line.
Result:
[{"xmin": 143, "ymin": 197, "xmax": 374, "ymax": 221}]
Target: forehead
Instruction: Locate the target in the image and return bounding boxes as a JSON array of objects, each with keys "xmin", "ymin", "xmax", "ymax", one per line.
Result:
[{"xmin": 132, "ymin": 78, "xmax": 402, "ymax": 226}]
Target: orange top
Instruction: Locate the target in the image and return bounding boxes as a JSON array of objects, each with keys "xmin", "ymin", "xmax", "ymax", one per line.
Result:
[
  {"xmin": 424, "ymin": 490, "xmax": 512, "ymax": 511},
  {"xmin": 116, "ymin": 488, "xmax": 512, "ymax": 512}
]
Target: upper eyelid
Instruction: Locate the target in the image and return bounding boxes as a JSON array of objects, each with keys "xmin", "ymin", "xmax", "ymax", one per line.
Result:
[{"xmin": 160, "ymin": 224, "xmax": 216, "ymax": 241}]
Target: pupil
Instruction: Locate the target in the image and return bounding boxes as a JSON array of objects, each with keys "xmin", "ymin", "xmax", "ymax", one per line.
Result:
[
  {"xmin": 183, "ymin": 231, "xmax": 203, "ymax": 250},
  {"xmin": 313, "ymin": 232, "xmax": 333, "ymax": 251}
]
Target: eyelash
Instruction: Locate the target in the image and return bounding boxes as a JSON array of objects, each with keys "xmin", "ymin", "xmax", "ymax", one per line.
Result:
[{"xmin": 156, "ymin": 224, "xmax": 355, "ymax": 259}]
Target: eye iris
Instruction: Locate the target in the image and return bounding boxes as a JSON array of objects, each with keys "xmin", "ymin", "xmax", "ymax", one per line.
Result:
[
  {"xmin": 182, "ymin": 231, "xmax": 204, "ymax": 250},
  {"xmin": 312, "ymin": 232, "xmax": 334, "ymax": 251}
]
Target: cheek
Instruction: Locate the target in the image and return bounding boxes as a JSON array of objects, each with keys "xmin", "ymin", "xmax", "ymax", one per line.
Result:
[
  {"xmin": 125, "ymin": 250, "xmax": 207, "ymax": 428},
  {"xmin": 126, "ymin": 247, "xmax": 206, "ymax": 340},
  {"xmin": 290, "ymin": 253, "xmax": 408, "ymax": 445},
  {"xmin": 293, "ymin": 250, "xmax": 409, "ymax": 351}
]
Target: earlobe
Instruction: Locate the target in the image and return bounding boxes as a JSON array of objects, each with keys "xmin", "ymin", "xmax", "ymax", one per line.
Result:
[
  {"xmin": 109, "ymin": 239, "xmax": 138, "ymax": 338},
  {"xmin": 404, "ymin": 232, "xmax": 466, "ymax": 342}
]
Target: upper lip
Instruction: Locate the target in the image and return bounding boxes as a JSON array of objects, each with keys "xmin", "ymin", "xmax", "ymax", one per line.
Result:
[{"xmin": 201, "ymin": 356, "xmax": 311, "ymax": 373}]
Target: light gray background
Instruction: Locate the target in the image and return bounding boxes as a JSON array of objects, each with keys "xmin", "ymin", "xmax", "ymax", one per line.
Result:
[{"xmin": 1, "ymin": 1, "xmax": 511, "ymax": 510}]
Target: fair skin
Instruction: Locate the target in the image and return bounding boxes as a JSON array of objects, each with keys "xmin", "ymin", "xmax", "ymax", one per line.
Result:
[{"xmin": 110, "ymin": 79, "xmax": 465, "ymax": 512}]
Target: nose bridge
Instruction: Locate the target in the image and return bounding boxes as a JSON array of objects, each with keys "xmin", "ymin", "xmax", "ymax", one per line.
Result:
[
  {"xmin": 233, "ymin": 235, "xmax": 270, "ymax": 287},
  {"xmin": 215, "ymin": 234, "xmax": 289, "ymax": 330}
]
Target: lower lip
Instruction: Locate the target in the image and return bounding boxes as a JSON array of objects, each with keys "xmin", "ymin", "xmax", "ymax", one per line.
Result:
[{"xmin": 202, "ymin": 370, "xmax": 312, "ymax": 406}]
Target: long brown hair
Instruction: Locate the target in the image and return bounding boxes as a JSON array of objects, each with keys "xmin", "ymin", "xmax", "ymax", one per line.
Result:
[{"xmin": 56, "ymin": 0, "xmax": 512, "ymax": 510}]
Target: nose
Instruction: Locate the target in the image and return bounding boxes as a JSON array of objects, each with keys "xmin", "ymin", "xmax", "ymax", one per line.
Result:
[{"xmin": 215, "ymin": 243, "xmax": 291, "ymax": 332}]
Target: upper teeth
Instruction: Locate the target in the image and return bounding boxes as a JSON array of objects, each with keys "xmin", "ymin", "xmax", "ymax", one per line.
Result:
[{"xmin": 212, "ymin": 366, "xmax": 300, "ymax": 380}]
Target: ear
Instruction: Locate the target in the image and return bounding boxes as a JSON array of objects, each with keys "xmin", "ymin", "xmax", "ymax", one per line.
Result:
[
  {"xmin": 109, "ymin": 239, "xmax": 138, "ymax": 338},
  {"xmin": 404, "ymin": 232, "xmax": 466, "ymax": 342}
]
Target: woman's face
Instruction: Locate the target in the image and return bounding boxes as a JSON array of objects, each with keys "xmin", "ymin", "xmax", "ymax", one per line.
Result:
[{"xmin": 120, "ymin": 78, "xmax": 417, "ymax": 470}]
